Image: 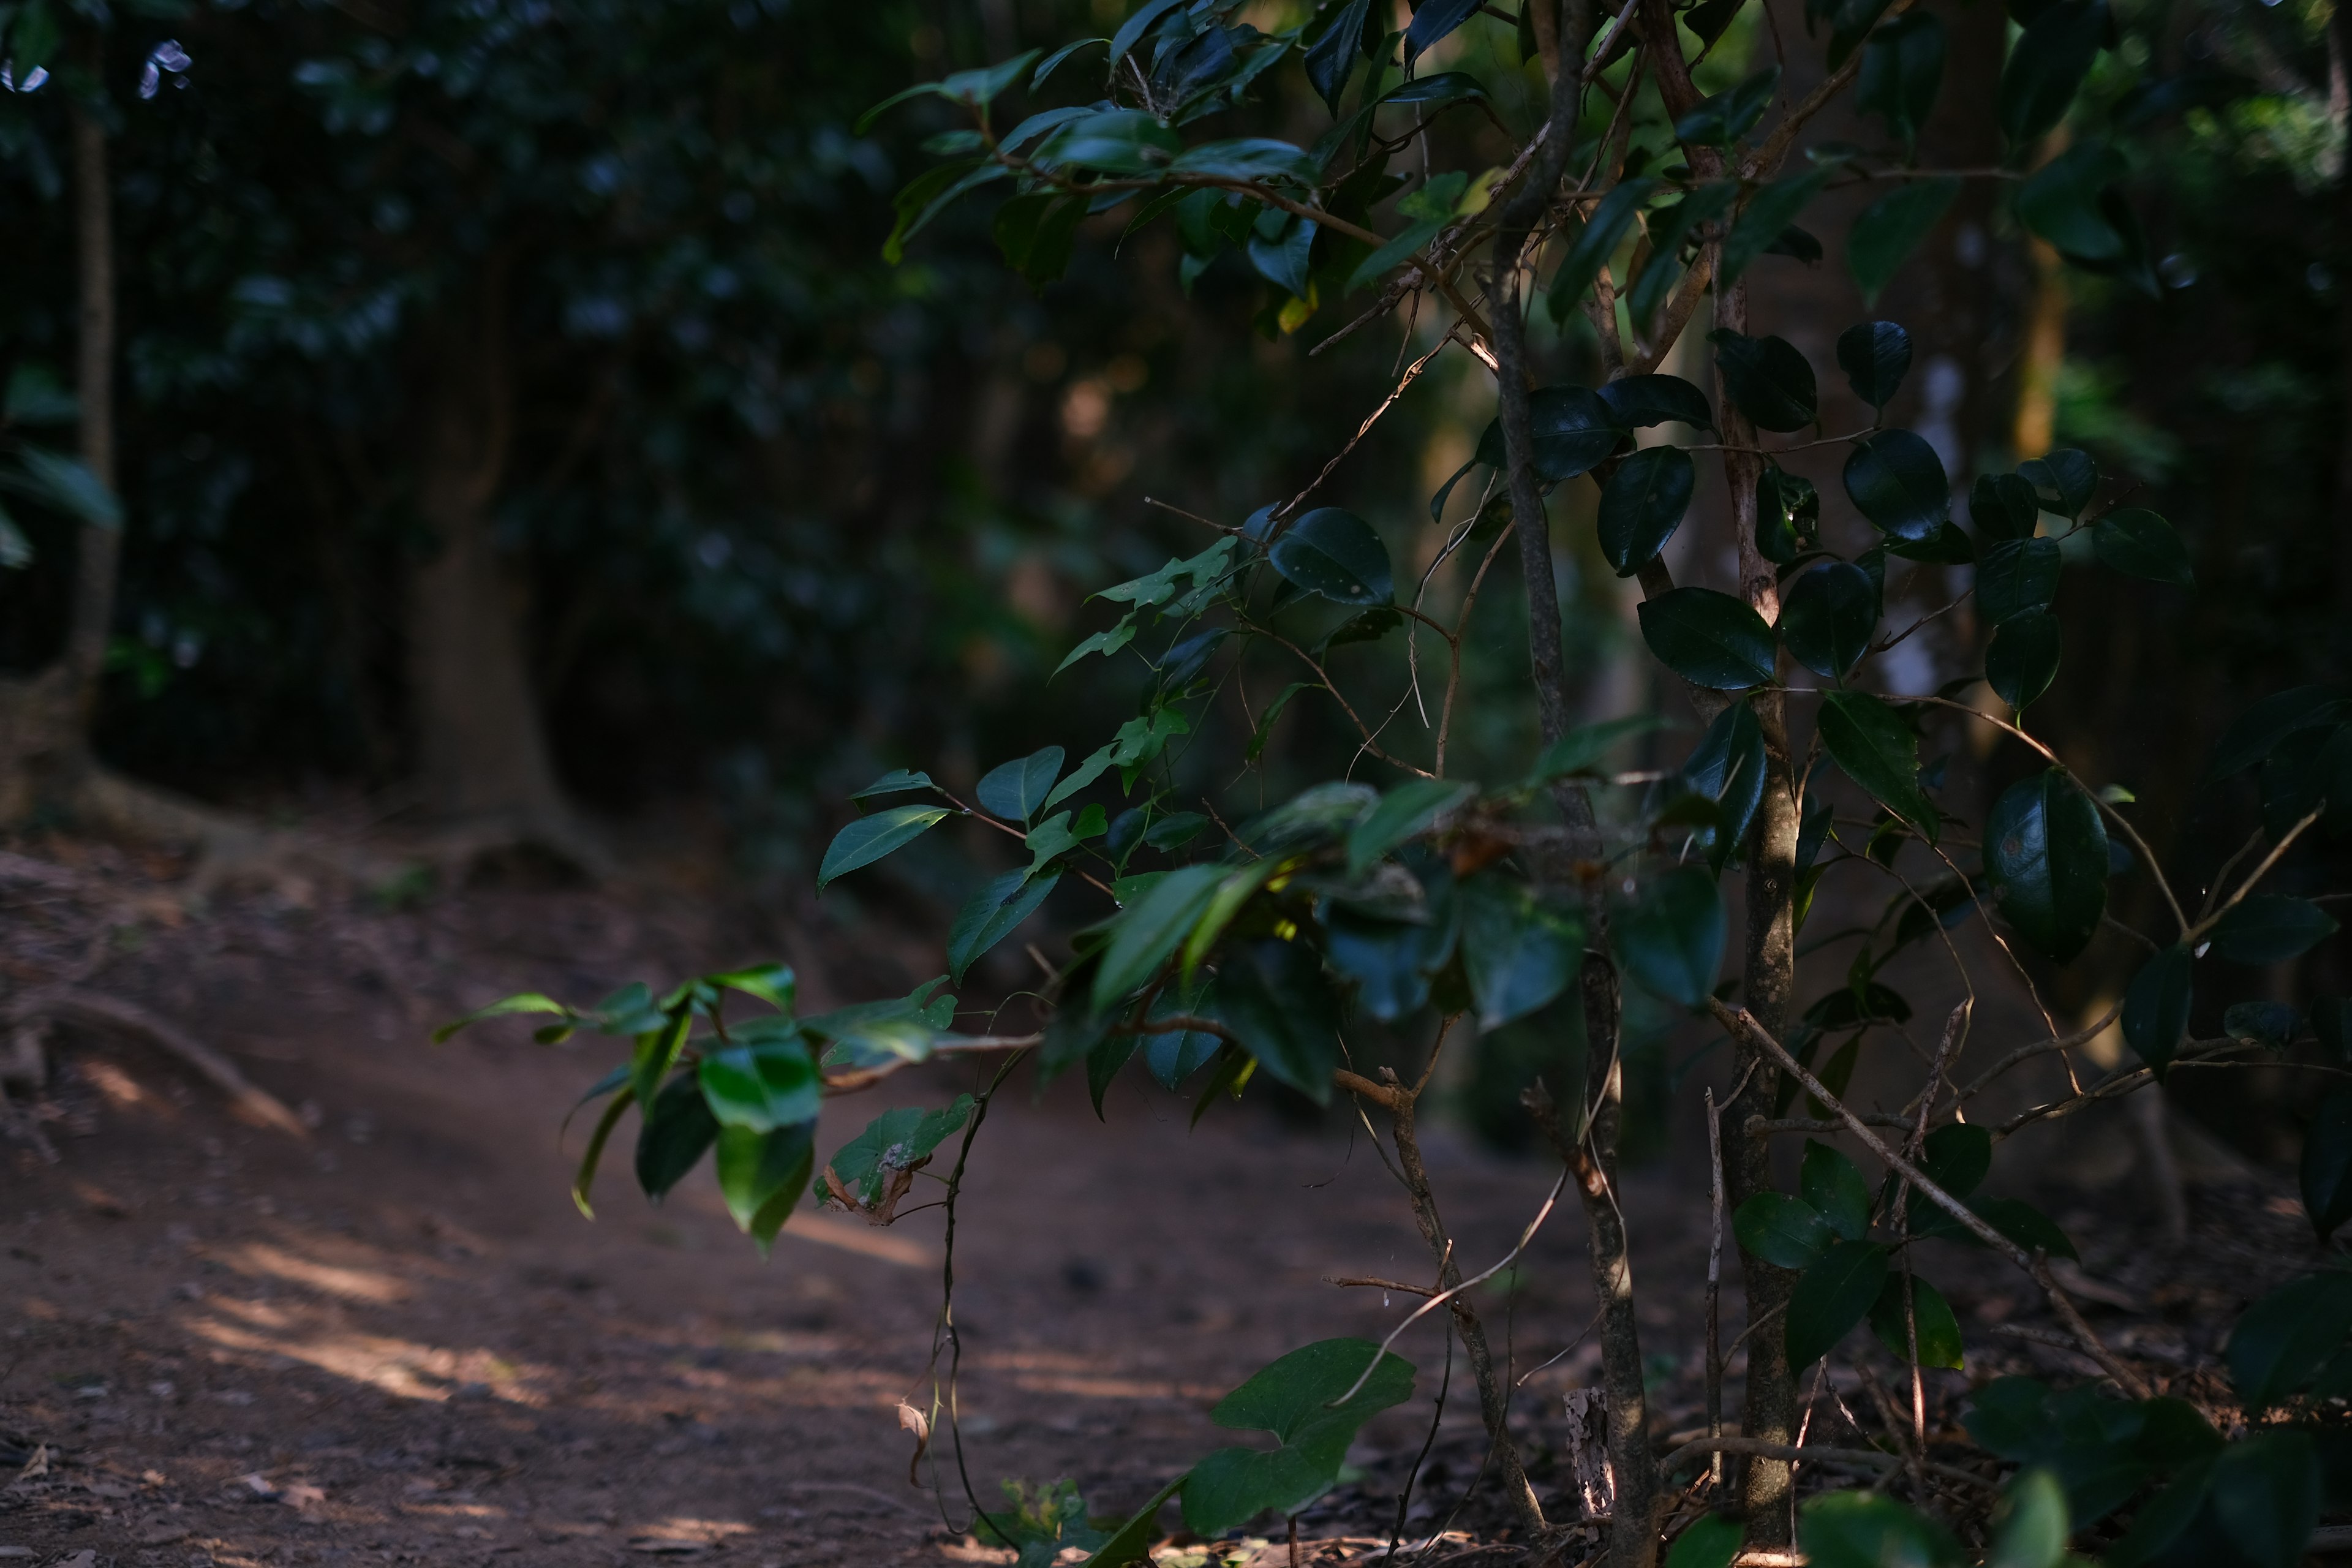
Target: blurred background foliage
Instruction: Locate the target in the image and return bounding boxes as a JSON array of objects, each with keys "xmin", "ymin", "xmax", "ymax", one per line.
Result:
[{"xmin": 1, "ymin": 0, "xmax": 2348, "ymax": 1150}]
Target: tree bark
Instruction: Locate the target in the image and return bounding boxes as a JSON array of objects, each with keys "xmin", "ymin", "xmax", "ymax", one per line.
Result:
[
  {"xmin": 404, "ymin": 262, "xmax": 572, "ymax": 832},
  {"xmin": 67, "ymin": 88, "xmax": 120, "ymax": 729}
]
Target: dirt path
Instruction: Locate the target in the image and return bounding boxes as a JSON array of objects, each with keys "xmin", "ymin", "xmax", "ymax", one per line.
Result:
[{"xmin": 0, "ymin": 877, "xmax": 1624, "ymax": 1568}]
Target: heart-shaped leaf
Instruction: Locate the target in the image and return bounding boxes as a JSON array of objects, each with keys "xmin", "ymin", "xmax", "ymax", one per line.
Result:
[
  {"xmin": 1270, "ymin": 508, "xmax": 1393, "ymax": 606},
  {"xmin": 1180, "ymin": 1340, "xmax": 1415, "ymax": 1536}
]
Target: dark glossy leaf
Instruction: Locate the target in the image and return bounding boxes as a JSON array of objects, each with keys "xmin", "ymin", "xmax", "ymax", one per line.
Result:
[
  {"xmin": 1182, "ymin": 1338, "xmax": 1415, "ymax": 1536},
  {"xmin": 2094, "ymin": 508, "xmax": 2193, "ymax": 586},
  {"xmin": 1216, "ymin": 937, "xmax": 1340, "ymax": 1102},
  {"xmin": 2315, "ymin": 995, "xmax": 2352, "ymax": 1064},
  {"xmin": 2016, "ymin": 140, "xmax": 2130, "ymax": 261},
  {"xmin": 1802, "ymin": 1139, "xmax": 1873, "ymax": 1240},
  {"xmin": 2207, "ymin": 896, "xmax": 2339, "ymax": 964},
  {"xmin": 1597, "ymin": 374, "xmax": 1714, "ymax": 431},
  {"xmin": 949, "ymin": 869, "xmax": 1061, "ymax": 984},
  {"xmin": 1735, "ymin": 1191, "xmax": 1836, "ymax": 1269},
  {"xmin": 1638, "ymin": 587, "xmax": 1778, "ymax": 690},
  {"xmin": 1757, "ymin": 465, "xmax": 1820, "ymax": 564},
  {"xmin": 1779, "ymin": 562, "xmax": 1879, "ymax": 679},
  {"xmin": 1270, "ymin": 508, "xmax": 1392, "ymax": 605},
  {"xmin": 1844, "ymin": 429, "xmax": 1950, "ymax": 543},
  {"xmin": 1712, "ymin": 330, "xmax": 1817, "ymax": 432},
  {"xmin": 2209, "ymin": 1431, "xmax": 2320, "ymax": 1568},
  {"xmin": 2302, "ymin": 1086, "xmax": 2352, "ymax": 1242},
  {"xmin": 1303, "ymin": 0, "xmax": 1374, "ymax": 113},
  {"xmin": 1629, "ymin": 184, "xmax": 1740, "ymax": 328},
  {"xmin": 1849, "ymin": 177, "xmax": 1960, "ymax": 306},
  {"xmin": 1682, "ymin": 700, "xmax": 1768, "ymax": 872},
  {"xmin": 1765, "ymin": 224, "xmax": 1823, "ymax": 263},
  {"xmin": 1108, "ymin": 0, "xmax": 1187, "ymax": 71},
  {"xmin": 1173, "ymin": 138, "xmax": 1320, "ymax": 184},
  {"xmin": 1986, "ymin": 609, "xmax": 2062, "ymax": 710},
  {"xmin": 819, "ymin": 804, "xmax": 954, "ymax": 889},
  {"xmin": 1970, "ymin": 472, "xmax": 2041, "ymax": 541},
  {"xmin": 1379, "ymin": 70, "xmax": 1486, "ymax": 106},
  {"xmin": 1975, "ymin": 1197, "xmax": 2078, "ymax": 1261},
  {"xmin": 1618, "ymin": 865, "xmax": 1725, "ymax": 1008},
  {"xmin": 1039, "ymin": 110, "xmax": 1183, "ymax": 175},
  {"xmin": 1722, "ymin": 170, "xmax": 1833, "ymax": 287},
  {"xmin": 1522, "ymin": 385, "xmax": 1627, "ymax": 479},
  {"xmin": 1870, "ymin": 1273, "xmax": 1964, "ymax": 1369},
  {"xmin": 1800, "ymin": 1491, "xmax": 1961, "ymax": 1568},
  {"xmin": 1094, "ymin": 864, "xmax": 1226, "ymax": 1010},
  {"xmin": 2101, "ymin": 1457, "xmax": 2212, "ymax": 1568},
  {"xmin": 714, "ymin": 1120, "xmax": 815, "ymax": 1245},
  {"xmin": 994, "ymin": 190, "xmax": 1087, "ymax": 287},
  {"xmin": 1460, "ymin": 876, "xmax": 1581, "ymax": 1030},
  {"xmin": 1666, "ymin": 1515, "xmax": 1744, "ymax": 1568},
  {"xmin": 2121, "ymin": 944, "xmax": 2194, "ymax": 1077},
  {"xmin": 635, "ymin": 1069, "xmax": 719, "ymax": 1200},
  {"xmin": 1787, "ymin": 1240, "xmax": 1891, "ymax": 1367},
  {"xmin": 1857, "ymin": 13, "xmax": 1946, "ymax": 149},
  {"xmin": 2019, "ymin": 448, "xmax": 2098, "ymax": 517},
  {"xmin": 1819, "ymin": 690, "xmax": 1937, "ymax": 841},
  {"xmin": 2204, "ymin": 686, "xmax": 2350, "ymax": 782},
  {"xmin": 1403, "ymin": 0, "xmax": 1483, "ymax": 60},
  {"xmin": 1985, "ymin": 769, "xmax": 2107, "ymax": 962},
  {"xmin": 1837, "ymin": 321, "xmax": 1914, "ymax": 409},
  {"xmin": 1920, "ymin": 1120, "xmax": 1993, "ymax": 1199},
  {"xmin": 1550, "ymin": 178, "xmax": 1660, "ymax": 317},
  {"xmin": 1673, "ymin": 65, "xmax": 1780, "ymax": 145},
  {"xmin": 978, "ymin": 747, "xmax": 1065, "ymax": 823},
  {"xmin": 1348, "ymin": 778, "xmax": 1477, "ymax": 874},
  {"xmin": 2000, "ymin": 0, "xmax": 2106, "ymax": 150},
  {"xmin": 1977, "ymin": 537, "xmax": 2061, "ymax": 624},
  {"xmin": 2229, "ymin": 1272, "xmax": 2352, "ymax": 1411},
  {"xmin": 1598, "ymin": 446, "xmax": 1695, "ymax": 575},
  {"xmin": 1824, "ymin": 0, "xmax": 1900, "ymax": 66}
]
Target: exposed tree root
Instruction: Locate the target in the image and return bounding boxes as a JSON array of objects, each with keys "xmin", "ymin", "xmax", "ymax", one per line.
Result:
[{"xmin": 6, "ymin": 985, "xmax": 307, "ymax": 1137}]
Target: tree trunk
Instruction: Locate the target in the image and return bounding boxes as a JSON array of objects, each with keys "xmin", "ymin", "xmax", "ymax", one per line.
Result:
[{"xmin": 404, "ymin": 266, "xmax": 573, "ymax": 835}]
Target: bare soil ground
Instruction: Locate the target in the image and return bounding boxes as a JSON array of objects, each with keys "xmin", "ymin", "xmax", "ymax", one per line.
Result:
[{"xmin": 0, "ymin": 839, "xmax": 2321, "ymax": 1568}]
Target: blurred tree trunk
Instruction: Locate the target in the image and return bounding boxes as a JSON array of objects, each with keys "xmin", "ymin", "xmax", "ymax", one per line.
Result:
[{"xmin": 402, "ymin": 260, "xmax": 575, "ymax": 836}]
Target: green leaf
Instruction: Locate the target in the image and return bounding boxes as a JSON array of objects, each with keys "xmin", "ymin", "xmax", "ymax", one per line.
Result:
[
  {"xmin": 2101, "ymin": 1457, "xmax": 2214, "ymax": 1568},
  {"xmin": 1093, "ymin": 864, "xmax": 1226, "ymax": 1011},
  {"xmin": 432, "ymin": 990, "xmax": 569, "ymax": 1043},
  {"xmin": 1978, "ymin": 537, "xmax": 2061, "ymax": 624},
  {"xmin": 1179, "ymin": 858, "xmax": 1286, "ymax": 978},
  {"xmin": 1302, "ymin": 0, "xmax": 1375, "ymax": 112},
  {"xmin": 994, "ymin": 190, "xmax": 1088, "ymax": 288},
  {"xmin": 1550, "ymin": 178, "xmax": 1660, "ymax": 317},
  {"xmin": 2228, "ymin": 1272, "xmax": 2352, "ymax": 1411},
  {"xmin": 1181, "ymin": 1339, "xmax": 1415, "ymax": 1537},
  {"xmin": 7, "ymin": 447, "xmax": 121, "ymax": 530},
  {"xmin": 1638, "ymin": 587, "xmax": 1778, "ymax": 690},
  {"xmin": 2016, "ymin": 141, "xmax": 2129, "ymax": 260},
  {"xmin": 714, "ymin": 1120, "xmax": 815, "ymax": 1246},
  {"xmin": 1403, "ymin": 0, "xmax": 1484, "ymax": 59},
  {"xmin": 1269, "ymin": 508, "xmax": 1393, "ymax": 606},
  {"xmin": 1667, "ymin": 1515, "xmax": 1744, "ymax": 1568},
  {"xmin": 1757, "ymin": 465, "xmax": 1820, "ymax": 564},
  {"xmin": 1916, "ymin": 1121, "xmax": 1992, "ymax": 1209},
  {"xmin": 1171, "ymin": 138, "xmax": 1318, "ymax": 184},
  {"xmin": 2209, "ymin": 1430, "xmax": 2320, "ymax": 1568},
  {"xmin": 1988, "ymin": 1470, "xmax": 2070, "ymax": 1568},
  {"xmin": 1596, "ymin": 374, "xmax": 1714, "ymax": 431},
  {"xmin": 1459, "ymin": 876, "xmax": 1581, "ymax": 1031},
  {"xmin": 2207, "ymin": 896, "xmax": 2339, "ymax": 963},
  {"xmin": 1843, "ymin": 429, "xmax": 1949, "ymax": 543},
  {"xmin": 1379, "ymin": 70, "xmax": 1487, "ymax": 106},
  {"xmin": 2302, "ymin": 1085, "xmax": 2352, "ymax": 1242},
  {"xmin": 2024, "ymin": 450, "xmax": 2097, "ymax": 519},
  {"xmin": 1673, "ymin": 66, "xmax": 1781, "ymax": 145},
  {"xmin": 1081, "ymin": 1477, "xmax": 1186, "ymax": 1568},
  {"xmin": 1733, "ymin": 1191, "xmax": 1836, "ymax": 1269},
  {"xmin": 1618, "ymin": 865, "xmax": 1725, "ymax": 1008},
  {"xmin": 949, "ymin": 869, "xmax": 1061, "ymax": 984},
  {"xmin": 629, "ymin": 1010, "xmax": 693, "ymax": 1109},
  {"xmin": 1984, "ymin": 768, "xmax": 2107, "ymax": 963},
  {"xmin": 1858, "ymin": 13, "xmax": 1947, "ymax": 149},
  {"xmin": 1973, "ymin": 1197, "xmax": 2078, "ymax": 1261},
  {"xmin": 1801, "ymin": 1139, "xmax": 1872, "ymax": 1240},
  {"xmin": 1527, "ymin": 713, "xmax": 1670, "ymax": 785},
  {"xmin": 570, "ymin": 1087, "xmax": 635, "ymax": 1219},
  {"xmin": 1597, "ymin": 446, "xmax": 1695, "ymax": 575},
  {"xmin": 1711, "ymin": 330, "xmax": 1817, "ymax": 432},
  {"xmin": 1801, "ymin": 1493, "xmax": 1961, "ymax": 1568},
  {"xmin": 1215, "ymin": 937, "xmax": 1340, "ymax": 1102},
  {"xmin": 1466, "ymin": 385, "xmax": 1626, "ymax": 484},
  {"xmin": 1348, "ymin": 778, "xmax": 1477, "ymax": 875},
  {"xmin": 635, "ymin": 1069, "xmax": 720, "ymax": 1200},
  {"xmin": 1778, "ymin": 561, "xmax": 1879, "ymax": 679},
  {"xmin": 2204, "ymin": 686, "xmax": 2348, "ymax": 783},
  {"xmin": 1038, "ymin": 109, "xmax": 1183, "ymax": 175},
  {"xmin": 1032, "ymin": 36, "xmax": 1109, "ymax": 90},
  {"xmin": 1818, "ymin": 690, "xmax": 1937, "ymax": 842},
  {"xmin": 2092, "ymin": 507, "xmax": 2193, "ymax": 586},
  {"xmin": 826, "ymin": 1096, "xmax": 976, "ymax": 1206},
  {"xmin": 1722, "ymin": 170, "xmax": 1833, "ymax": 287},
  {"xmin": 978, "ymin": 747, "xmax": 1065, "ymax": 823},
  {"xmin": 1869, "ymin": 1273, "xmax": 1964, "ymax": 1370},
  {"xmin": 1836, "ymin": 320, "xmax": 1914, "ymax": 409},
  {"xmin": 1986, "ymin": 609, "xmax": 2063, "ymax": 711},
  {"xmin": 1344, "ymin": 214, "xmax": 1443, "ymax": 292},
  {"xmin": 853, "ymin": 769, "xmax": 938, "ymax": 801},
  {"xmin": 1787, "ymin": 1240, "xmax": 1891, "ymax": 1367},
  {"xmin": 2226, "ymin": 1000, "xmax": 2301, "ymax": 1047},
  {"xmin": 1054, "ymin": 618, "xmax": 1139, "ymax": 677},
  {"xmin": 1999, "ymin": 0, "xmax": 2106, "ymax": 150},
  {"xmin": 818, "ymin": 804, "xmax": 954, "ymax": 889},
  {"xmin": 1681, "ymin": 700, "xmax": 1768, "ymax": 872},
  {"xmin": 1970, "ymin": 472, "xmax": 2041, "ymax": 541},
  {"xmin": 697, "ymin": 1037, "xmax": 820, "ymax": 1133},
  {"xmin": 1848, "ymin": 176, "xmax": 1961, "ymax": 307}
]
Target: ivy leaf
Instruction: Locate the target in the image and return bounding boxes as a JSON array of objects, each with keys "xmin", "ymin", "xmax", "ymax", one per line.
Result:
[
  {"xmin": 1984, "ymin": 769, "xmax": 2107, "ymax": 963},
  {"xmin": 1180, "ymin": 1339, "xmax": 1415, "ymax": 1537},
  {"xmin": 1836, "ymin": 321, "xmax": 1914, "ymax": 409},
  {"xmin": 1460, "ymin": 876, "xmax": 1581, "ymax": 1030},
  {"xmin": 2094, "ymin": 508, "xmax": 2194, "ymax": 586},
  {"xmin": 1849, "ymin": 176, "xmax": 1961, "ymax": 306},
  {"xmin": 826, "ymin": 1096, "xmax": 975, "ymax": 1207},
  {"xmin": 1215, "ymin": 937, "xmax": 1341, "ymax": 1101},
  {"xmin": 2122, "ymin": 944, "xmax": 2193, "ymax": 1077},
  {"xmin": 1638, "ymin": 587, "xmax": 1778, "ymax": 690},
  {"xmin": 819, "ymin": 804, "xmax": 954, "ymax": 889},
  {"xmin": 1977, "ymin": 537, "xmax": 2062, "ymax": 624},
  {"xmin": 1869, "ymin": 1274, "xmax": 1964, "ymax": 1370},
  {"xmin": 1270, "ymin": 508, "xmax": 1393, "ymax": 605},
  {"xmin": 948, "ymin": 869, "xmax": 1061, "ymax": 984},
  {"xmin": 1999, "ymin": 0, "xmax": 2108, "ymax": 151},
  {"xmin": 1844, "ymin": 430, "xmax": 1950, "ymax": 543},
  {"xmin": 1778, "ymin": 561, "xmax": 1879, "ymax": 679},
  {"xmin": 1986, "ymin": 609, "xmax": 2063, "ymax": 711},
  {"xmin": 978, "ymin": 747, "xmax": 1065, "ymax": 823},
  {"xmin": 1818, "ymin": 690, "xmax": 1937, "ymax": 842},
  {"xmin": 2207, "ymin": 897, "xmax": 2339, "ymax": 963},
  {"xmin": 1618, "ymin": 865, "xmax": 1725, "ymax": 1007},
  {"xmin": 1093, "ymin": 864, "xmax": 1226, "ymax": 1011},
  {"xmin": 1734, "ymin": 1191, "xmax": 1835, "ymax": 1269},
  {"xmin": 1711, "ymin": 330, "xmax": 1817, "ymax": 432},
  {"xmin": 1787, "ymin": 1240, "xmax": 1891, "ymax": 1368},
  {"xmin": 1348, "ymin": 778, "xmax": 1477, "ymax": 875},
  {"xmin": 1597, "ymin": 446, "xmax": 1695, "ymax": 575}
]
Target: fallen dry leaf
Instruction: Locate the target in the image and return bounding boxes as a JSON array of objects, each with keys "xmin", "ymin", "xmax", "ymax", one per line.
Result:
[
  {"xmin": 897, "ymin": 1399, "xmax": 931, "ymax": 1485},
  {"xmin": 9, "ymin": 1446, "xmax": 46, "ymax": 1484},
  {"xmin": 282, "ymin": 1482, "xmax": 328, "ymax": 1510}
]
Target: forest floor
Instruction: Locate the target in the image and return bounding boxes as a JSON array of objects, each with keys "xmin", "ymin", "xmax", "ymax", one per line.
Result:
[{"xmin": 0, "ymin": 832, "xmax": 2321, "ymax": 1568}]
